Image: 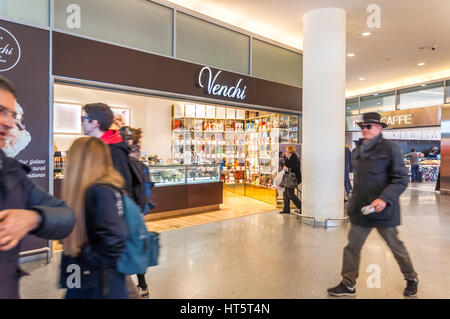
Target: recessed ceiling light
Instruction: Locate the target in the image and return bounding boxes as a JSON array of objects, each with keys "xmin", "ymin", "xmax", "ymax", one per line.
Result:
[
  {"xmin": 421, "ymin": 84, "xmax": 427, "ymax": 87},
  {"xmin": 417, "ymin": 62, "xmax": 425, "ymax": 66},
  {"xmin": 373, "ymin": 94, "xmax": 379, "ymax": 96},
  {"xmin": 359, "ymin": 78, "xmax": 365, "ymax": 81},
  {"xmin": 362, "ymin": 32, "xmax": 371, "ymax": 36},
  {"xmin": 347, "ymin": 53, "xmax": 355, "ymax": 57}
]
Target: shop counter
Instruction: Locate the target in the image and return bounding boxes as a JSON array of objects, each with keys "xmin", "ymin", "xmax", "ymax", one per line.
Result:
[
  {"xmin": 147, "ymin": 164, "xmax": 222, "ymax": 213},
  {"xmin": 53, "ymin": 164, "xmax": 223, "ymax": 214}
]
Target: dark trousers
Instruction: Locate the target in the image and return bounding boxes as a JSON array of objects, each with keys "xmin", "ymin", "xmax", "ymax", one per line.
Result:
[
  {"xmin": 283, "ymin": 187, "xmax": 302, "ymax": 213},
  {"xmin": 65, "ymin": 270, "xmax": 128, "ymax": 299},
  {"xmin": 341, "ymin": 224, "xmax": 418, "ymax": 287},
  {"xmin": 137, "ymin": 273, "xmax": 147, "ymax": 289},
  {"xmin": 411, "ymin": 165, "xmax": 419, "ymax": 182}
]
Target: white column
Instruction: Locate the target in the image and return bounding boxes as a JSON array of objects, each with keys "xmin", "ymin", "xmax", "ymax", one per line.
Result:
[{"xmin": 302, "ymin": 8, "xmax": 346, "ymax": 223}]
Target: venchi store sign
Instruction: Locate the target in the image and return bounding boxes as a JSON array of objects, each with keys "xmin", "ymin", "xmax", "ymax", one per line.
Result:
[
  {"xmin": 346, "ymin": 105, "xmax": 441, "ymax": 131},
  {"xmin": 197, "ymin": 66, "xmax": 247, "ymax": 101},
  {"xmin": 0, "ymin": 26, "xmax": 21, "ymax": 72}
]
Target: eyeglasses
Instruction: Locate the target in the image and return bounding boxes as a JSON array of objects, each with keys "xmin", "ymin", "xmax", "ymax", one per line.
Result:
[
  {"xmin": 81, "ymin": 115, "xmax": 90, "ymax": 122},
  {"xmin": 360, "ymin": 124, "xmax": 373, "ymax": 130},
  {"xmin": 0, "ymin": 105, "xmax": 17, "ymax": 120}
]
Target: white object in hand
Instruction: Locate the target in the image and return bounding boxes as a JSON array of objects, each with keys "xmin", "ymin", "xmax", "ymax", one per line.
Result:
[{"xmin": 361, "ymin": 205, "xmax": 376, "ymax": 215}]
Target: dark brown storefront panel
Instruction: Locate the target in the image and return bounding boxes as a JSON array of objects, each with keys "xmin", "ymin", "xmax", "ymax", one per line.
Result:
[
  {"xmin": 187, "ymin": 182, "xmax": 223, "ymax": 208},
  {"xmin": 0, "ymin": 19, "xmax": 50, "ymax": 255},
  {"xmin": 150, "ymin": 185, "xmax": 188, "ymax": 213},
  {"xmin": 52, "ymin": 32, "xmax": 302, "ymax": 112}
]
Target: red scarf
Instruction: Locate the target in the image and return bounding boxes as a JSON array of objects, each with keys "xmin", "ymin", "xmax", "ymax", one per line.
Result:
[{"xmin": 100, "ymin": 130, "xmax": 123, "ymax": 145}]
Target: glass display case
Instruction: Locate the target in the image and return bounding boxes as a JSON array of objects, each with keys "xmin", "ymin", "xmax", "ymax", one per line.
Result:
[
  {"xmin": 187, "ymin": 164, "xmax": 221, "ymax": 184},
  {"xmin": 148, "ymin": 164, "xmax": 221, "ymax": 187}
]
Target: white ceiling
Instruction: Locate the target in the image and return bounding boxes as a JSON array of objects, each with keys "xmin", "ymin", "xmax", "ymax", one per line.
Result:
[{"xmin": 163, "ymin": 0, "xmax": 450, "ymax": 96}]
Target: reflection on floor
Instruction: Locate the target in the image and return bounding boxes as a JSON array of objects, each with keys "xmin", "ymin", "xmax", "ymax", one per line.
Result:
[
  {"xmin": 146, "ymin": 191, "xmax": 276, "ymax": 233},
  {"xmin": 21, "ymin": 184, "xmax": 450, "ymax": 299},
  {"xmin": 52, "ymin": 191, "xmax": 275, "ymax": 251}
]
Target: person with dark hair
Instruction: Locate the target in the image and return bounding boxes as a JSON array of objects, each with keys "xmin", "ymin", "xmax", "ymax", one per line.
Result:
[
  {"xmin": 119, "ymin": 126, "xmax": 155, "ymax": 298},
  {"xmin": 82, "ymin": 103, "xmax": 132, "ymax": 195},
  {"xmin": 405, "ymin": 148, "xmax": 419, "ymax": 183},
  {"xmin": 0, "ymin": 75, "xmax": 75, "ymax": 298}
]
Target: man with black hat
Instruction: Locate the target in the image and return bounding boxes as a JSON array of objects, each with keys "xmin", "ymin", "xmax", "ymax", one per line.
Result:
[{"xmin": 328, "ymin": 112, "xmax": 419, "ymax": 297}]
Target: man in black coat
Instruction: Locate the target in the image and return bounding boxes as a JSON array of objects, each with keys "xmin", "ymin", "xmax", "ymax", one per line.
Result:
[
  {"xmin": 0, "ymin": 76, "xmax": 76, "ymax": 298},
  {"xmin": 328, "ymin": 112, "xmax": 418, "ymax": 297},
  {"xmin": 82, "ymin": 103, "xmax": 133, "ymax": 196}
]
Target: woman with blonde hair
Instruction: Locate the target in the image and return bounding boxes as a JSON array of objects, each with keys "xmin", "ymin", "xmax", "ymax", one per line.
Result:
[
  {"xmin": 59, "ymin": 137, "xmax": 128, "ymax": 299},
  {"xmin": 280, "ymin": 145, "xmax": 302, "ymax": 214}
]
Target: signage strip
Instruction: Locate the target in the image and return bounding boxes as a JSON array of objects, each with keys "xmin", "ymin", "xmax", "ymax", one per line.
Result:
[{"xmin": 54, "ymin": 75, "xmax": 301, "ymax": 116}]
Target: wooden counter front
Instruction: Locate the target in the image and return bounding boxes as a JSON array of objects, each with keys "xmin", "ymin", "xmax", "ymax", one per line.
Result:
[{"xmin": 54, "ymin": 179, "xmax": 223, "ymax": 214}]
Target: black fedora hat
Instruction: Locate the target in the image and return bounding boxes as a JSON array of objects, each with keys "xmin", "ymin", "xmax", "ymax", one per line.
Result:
[{"xmin": 357, "ymin": 112, "xmax": 387, "ymax": 128}]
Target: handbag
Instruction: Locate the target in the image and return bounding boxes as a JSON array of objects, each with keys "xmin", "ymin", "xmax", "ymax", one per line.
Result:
[{"xmin": 280, "ymin": 171, "xmax": 298, "ymax": 188}]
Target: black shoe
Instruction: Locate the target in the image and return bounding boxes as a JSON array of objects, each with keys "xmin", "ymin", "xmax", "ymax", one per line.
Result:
[
  {"xmin": 279, "ymin": 211, "xmax": 290, "ymax": 214},
  {"xmin": 404, "ymin": 278, "xmax": 418, "ymax": 297},
  {"xmin": 327, "ymin": 283, "xmax": 356, "ymax": 297},
  {"xmin": 294, "ymin": 209, "xmax": 301, "ymax": 214}
]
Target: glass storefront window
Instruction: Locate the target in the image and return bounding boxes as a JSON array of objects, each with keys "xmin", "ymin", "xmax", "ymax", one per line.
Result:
[
  {"xmin": 446, "ymin": 80, "xmax": 450, "ymax": 104},
  {"xmin": 346, "ymin": 98, "xmax": 359, "ymax": 115},
  {"xmin": 0, "ymin": 0, "xmax": 49, "ymax": 27},
  {"xmin": 176, "ymin": 12, "xmax": 250, "ymax": 75},
  {"xmin": 360, "ymin": 91, "xmax": 395, "ymax": 113},
  {"xmin": 252, "ymin": 39, "xmax": 302, "ymax": 87},
  {"xmin": 54, "ymin": 0, "xmax": 173, "ymax": 56},
  {"xmin": 398, "ymin": 82, "xmax": 444, "ymax": 109}
]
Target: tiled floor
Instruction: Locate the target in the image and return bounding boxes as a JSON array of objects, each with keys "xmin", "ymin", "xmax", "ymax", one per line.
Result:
[{"xmin": 20, "ymin": 182, "xmax": 450, "ymax": 299}]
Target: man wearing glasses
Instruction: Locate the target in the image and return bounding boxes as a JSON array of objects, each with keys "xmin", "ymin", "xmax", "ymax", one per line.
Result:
[
  {"xmin": 0, "ymin": 75, "xmax": 75, "ymax": 298},
  {"xmin": 328, "ymin": 112, "xmax": 418, "ymax": 297}
]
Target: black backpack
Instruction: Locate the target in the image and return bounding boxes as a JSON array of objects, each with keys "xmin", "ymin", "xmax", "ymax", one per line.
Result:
[{"xmin": 128, "ymin": 157, "xmax": 151, "ymax": 213}]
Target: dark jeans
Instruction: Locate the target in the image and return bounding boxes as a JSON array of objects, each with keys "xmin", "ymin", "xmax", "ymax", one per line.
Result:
[
  {"xmin": 283, "ymin": 187, "xmax": 302, "ymax": 213},
  {"xmin": 341, "ymin": 224, "xmax": 418, "ymax": 287},
  {"xmin": 65, "ymin": 270, "xmax": 128, "ymax": 299},
  {"xmin": 411, "ymin": 165, "xmax": 419, "ymax": 182}
]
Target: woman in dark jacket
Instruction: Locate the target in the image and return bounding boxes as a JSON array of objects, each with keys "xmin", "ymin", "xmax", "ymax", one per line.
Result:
[
  {"xmin": 59, "ymin": 137, "xmax": 128, "ymax": 299},
  {"xmin": 280, "ymin": 146, "xmax": 302, "ymax": 214}
]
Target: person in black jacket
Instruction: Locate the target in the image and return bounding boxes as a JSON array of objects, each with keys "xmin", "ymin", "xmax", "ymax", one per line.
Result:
[
  {"xmin": 0, "ymin": 76, "xmax": 75, "ymax": 299},
  {"xmin": 279, "ymin": 146, "xmax": 302, "ymax": 214},
  {"xmin": 59, "ymin": 137, "xmax": 128, "ymax": 299},
  {"xmin": 328, "ymin": 112, "xmax": 418, "ymax": 297},
  {"xmin": 344, "ymin": 145, "xmax": 353, "ymax": 201},
  {"xmin": 82, "ymin": 103, "xmax": 133, "ymax": 196}
]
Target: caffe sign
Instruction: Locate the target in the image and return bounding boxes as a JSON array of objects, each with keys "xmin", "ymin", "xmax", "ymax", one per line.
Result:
[
  {"xmin": 346, "ymin": 105, "xmax": 441, "ymax": 131},
  {"xmin": 0, "ymin": 26, "xmax": 21, "ymax": 72}
]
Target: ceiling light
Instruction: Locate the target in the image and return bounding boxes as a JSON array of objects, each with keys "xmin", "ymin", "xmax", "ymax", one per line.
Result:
[
  {"xmin": 417, "ymin": 62, "xmax": 425, "ymax": 66},
  {"xmin": 373, "ymin": 94, "xmax": 379, "ymax": 96},
  {"xmin": 359, "ymin": 78, "xmax": 365, "ymax": 81},
  {"xmin": 421, "ymin": 84, "xmax": 427, "ymax": 87},
  {"xmin": 362, "ymin": 32, "xmax": 371, "ymax": 36},
  {"xmin": 347, "ymin": 53, "xmax": 355, "ymax": 57}
]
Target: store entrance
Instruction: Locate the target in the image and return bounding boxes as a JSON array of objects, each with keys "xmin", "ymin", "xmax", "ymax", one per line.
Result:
[{"xmin": 52, "ymin": 82, "xmax": 301, "ymax": 226}]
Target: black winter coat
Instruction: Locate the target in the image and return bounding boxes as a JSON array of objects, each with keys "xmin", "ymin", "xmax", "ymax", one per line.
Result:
[
  {"xmin": 109, "ymin": 141, "xmax": 133, "ymax": 196},
  {"xmin": 0, "ymin": 150, "xmax": 75, "ymax": 299},
  {"xmin": 347, "ymin": 134, "xmax": 408, "ymax": 227},
  {"xmin": 284, "ymin": 153, "xmax": 301, "ymax": 185},
  {"xmin": 59, "ymin": 184, "xmax": 127, "ymax": 291}
]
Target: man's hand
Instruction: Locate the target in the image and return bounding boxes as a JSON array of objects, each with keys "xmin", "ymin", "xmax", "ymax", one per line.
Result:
[
  {"xmin": 369, "ymin": 199, "xmax": 387, "ymax": 213},
  {"xmin": 283, "ymin": 166, "xmax": 288, "ymax": 171},
  {"xmin": 0, "ymin": 209, "xmax": 41, "ymax": 251}
]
